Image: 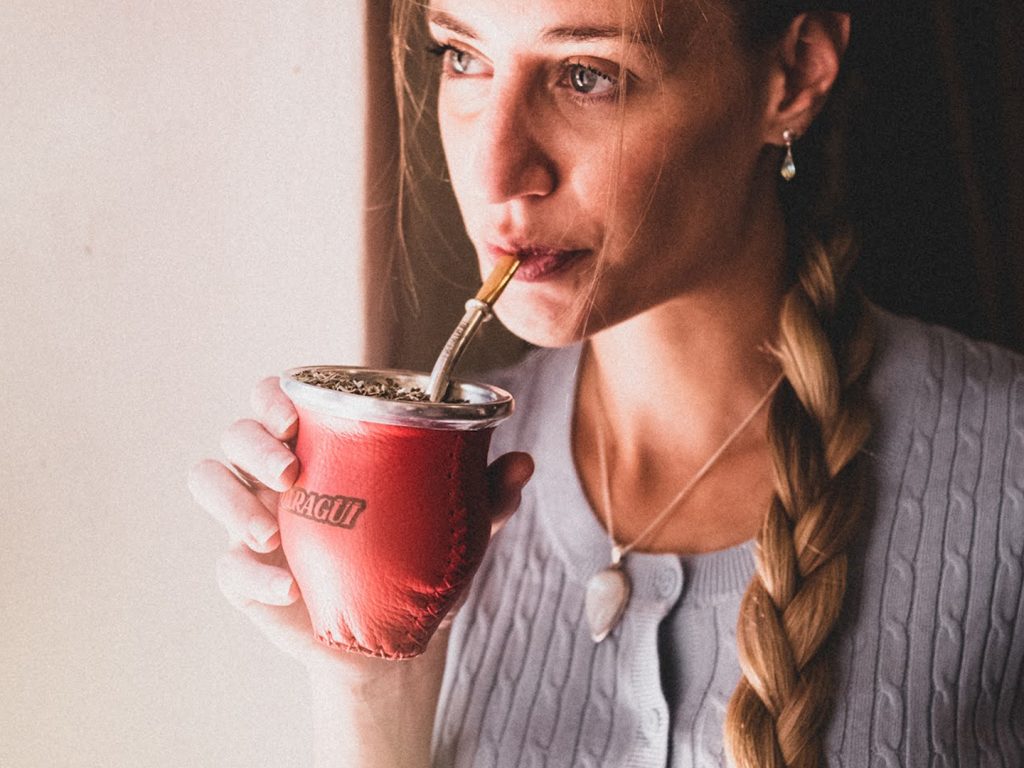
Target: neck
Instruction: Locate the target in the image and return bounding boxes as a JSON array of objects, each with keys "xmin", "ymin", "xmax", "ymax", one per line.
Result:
[
  {"xmin": 572, "ymin": 211, "xmax": 788, "ymax": 554},
  {"xmin": 582, "ymin": 253, "xmax": 786, "ymax": 465}
]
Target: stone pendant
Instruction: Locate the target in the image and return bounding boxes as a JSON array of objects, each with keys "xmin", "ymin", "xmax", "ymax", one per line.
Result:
[
  {"xmin": 585, "ymin": 564, "xmax": 631, "ymax": 643},
  {"xmin": 781, "ymin": 145, "xmax": 796, "ymax": 181}
]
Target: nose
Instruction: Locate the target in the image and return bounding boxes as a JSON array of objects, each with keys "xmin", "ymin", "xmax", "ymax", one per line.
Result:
[{"xmin": 475, "ymin": 80, "xmax": 557, "ymax": 204}]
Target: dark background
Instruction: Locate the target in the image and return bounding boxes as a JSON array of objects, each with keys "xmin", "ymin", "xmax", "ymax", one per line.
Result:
[{"xmin": 848, "ymin": 2, "xmax": 1024, "ymax": 352}]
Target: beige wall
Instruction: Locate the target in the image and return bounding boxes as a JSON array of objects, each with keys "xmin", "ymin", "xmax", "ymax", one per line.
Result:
[{"xmin": 0, "ymin": 3, "xmax": 366, "ymax": 766}]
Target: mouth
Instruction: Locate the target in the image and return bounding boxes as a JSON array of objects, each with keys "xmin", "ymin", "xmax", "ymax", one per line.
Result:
[{"xmin": 486, "ymin": 243, "xmax": 590, "ymax": 282}]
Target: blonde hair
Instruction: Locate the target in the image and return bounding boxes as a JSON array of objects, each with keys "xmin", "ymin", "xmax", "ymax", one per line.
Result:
[
  {"xmin": 721, "ymin": 7, "xmax": 876, "ymax": 761},
  {"xmin": 388, "ymin": 2, "xmax": 875, "ymax": 765},
  {"xmin": 725, "ymin": 232, "xmax": 875, "ymax": 767}
]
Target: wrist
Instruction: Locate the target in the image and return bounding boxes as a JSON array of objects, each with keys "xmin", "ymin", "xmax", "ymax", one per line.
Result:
[
  {"xmin": 306, "ymin": 625, "xmax": 450, "ymax": 698},
  {"xmin": 305, "ymin": 630, "xmax": 450, "ymax": 768}
]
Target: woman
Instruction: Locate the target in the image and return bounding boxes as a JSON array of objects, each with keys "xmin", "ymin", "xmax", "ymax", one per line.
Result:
[{"xmin": 189, "ymin": 0, "xmax": 1024, "ymax": 765}]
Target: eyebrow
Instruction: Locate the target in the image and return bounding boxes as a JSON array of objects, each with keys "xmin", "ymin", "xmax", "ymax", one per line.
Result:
[
  {"xmin": 545, "ymin": 25, "xmax": 650, "ymax": 44},
  {"xmin": 426, "ymin": 11, "xmax": 480, "ymax": 40},
  {"xmin": 426, "ymin": 10, "xmax": 653, "ymax": 46}
]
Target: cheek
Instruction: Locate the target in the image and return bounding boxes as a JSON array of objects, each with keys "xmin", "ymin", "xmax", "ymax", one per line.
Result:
[
  {"xmin": 441, "ymin": 146, "xmax": 486, "ymax": 241},
  {"xmin": 608, "ymin": 104, "xmax": 755, "ymax": 250},
  {"xmin": 437, "ymin": 96, "xmax": 479, "ymax": 185},
  {"xmin": 593, "ymin": 138, "xmax": 676, "ymax": 247},
  {"xmin": 439, "ymin": 118, "xmax": 469, "ymax": 194}
]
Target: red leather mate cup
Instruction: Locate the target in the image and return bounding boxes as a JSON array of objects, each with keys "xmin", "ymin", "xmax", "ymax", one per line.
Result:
[{"xmin": 278, "ymin": 367, "xmax": 513, "ymax": 660}]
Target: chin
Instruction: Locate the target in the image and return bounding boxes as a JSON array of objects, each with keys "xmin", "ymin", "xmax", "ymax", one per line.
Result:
[
  {"xmin": 493, "ymin": 300, "xmax": 595, "ymax": 349},
  {"xmin": 481, "ymin": 256, "xmax": 609, "ymax": 348}
]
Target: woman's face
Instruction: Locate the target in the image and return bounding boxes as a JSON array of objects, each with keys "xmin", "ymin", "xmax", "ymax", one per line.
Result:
[{"xmin": 427, "ymin": 0, "xmax": 776, "ymax": 346}]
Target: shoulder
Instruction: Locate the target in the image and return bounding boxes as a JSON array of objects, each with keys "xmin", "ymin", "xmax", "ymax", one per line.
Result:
[
  {"xmin": 870, "ymin": 303, "xmax": 1024, "ymax": 395},
  {"xmin": 477, "ymin": 343, "xmax": 584, "ymax": 458},
  {"xmin": 866, "ymin": 304, "xmax": 1024, "ymax": 470},
  {"xmin": 836, "ymin": 307, "xmax": 1024, "ymax": 760},
  {"xmin": 479, "ymin": 342, "xmax": 582, "ymax": 406},
  {"xmin": 861, "ymin": 304, "xmax": 1024, "ymax": 613}
]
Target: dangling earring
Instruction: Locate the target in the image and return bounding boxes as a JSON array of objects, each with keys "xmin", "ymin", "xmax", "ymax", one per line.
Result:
[{"xmin": 781, "ymin": 129, "xmax": 797, "ymax": 181}]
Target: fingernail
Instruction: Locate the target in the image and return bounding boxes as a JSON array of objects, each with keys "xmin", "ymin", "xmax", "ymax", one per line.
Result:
[
  {"xmin": 518, "ymin": 462, "xmax": 535, "ymax": 486},
  {"xmin": 270, "ymin": 405, "xmax": 297, "ymax": 436},
  {"xmin": 271, "ymin": 452, "xmax": 296, "ymax": 480},
  {"xmin": 271, "ymin": 574, "xmax": 295, "ymax": 600},
  {"xmin": 249, "ymin": 515, "xmax": 278, "ymax": 545}
]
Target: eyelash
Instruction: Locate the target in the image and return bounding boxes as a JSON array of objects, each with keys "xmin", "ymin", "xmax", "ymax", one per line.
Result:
[
  {"xmin": 425, "ymin": 42, "xmax": 622, "ymax": 105},
  {"xmin": 426, "ymin": 43, "xmax": 476, "ymax": 77},
  {"xmin": 563, "ymin": 61, "xmax": 619, "ymax": 104},
  {"xmin": 425, "ymin": 43, "xmax": 457, "ymax": 59},
  {"xmin": 426, "ymin": 42, "xmax": 452, "ymax": 54}
]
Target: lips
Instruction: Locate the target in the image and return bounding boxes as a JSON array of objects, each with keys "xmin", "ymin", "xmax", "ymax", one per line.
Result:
[{"xmin": 486, "ymin": 243, "xmax": 590, "ymax": 282}]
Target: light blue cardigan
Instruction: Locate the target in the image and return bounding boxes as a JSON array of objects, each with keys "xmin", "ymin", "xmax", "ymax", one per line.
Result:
[{"xmin": 433, "ymin": 307, "xmax": 1024, "ymax": 767}]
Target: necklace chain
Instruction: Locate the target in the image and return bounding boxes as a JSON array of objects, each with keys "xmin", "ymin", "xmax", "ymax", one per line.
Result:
[{"xmin": 592, "ymin": 372, "xmax": 783, "ymax": 559}]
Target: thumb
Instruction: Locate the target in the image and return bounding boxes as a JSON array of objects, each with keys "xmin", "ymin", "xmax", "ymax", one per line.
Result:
[{"xmin": 486, "ymin": 451, "xmax": 534, "ymax": 535}]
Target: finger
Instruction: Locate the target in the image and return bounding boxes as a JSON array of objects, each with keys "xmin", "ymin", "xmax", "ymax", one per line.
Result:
[
  {"xmin": 231, "ymin": 464, "xmax": 268, "ymax": 490},
  {"xmin": 216, "ymin": 545, "xmax": 300, "ymax": 608},
  {"xmin": 229, "ymin": 465, "xmax": 282, "ymax": 512},
  {"xmin": 251, "ymin": 376, "xmax": 298, "ymax": 441},
  {"xmin": 240, "ymin": 601, "xmax": 321, "ymax": 660},
  {"xmin": 221, "ymin": 418, "xmax": 298, "ymax": 493},
  {"xmin": 486, "ymin": 451, "xmax": 534, "ymax": 534},
  {"xmin": 188, "ymin": 459, "xmax": 281, "ymax": 552}
]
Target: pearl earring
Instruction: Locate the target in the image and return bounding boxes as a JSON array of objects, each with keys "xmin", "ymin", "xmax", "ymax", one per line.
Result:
[{"xmin": 781, "ymin": 129, "xmax": 797, "ymax": 181}]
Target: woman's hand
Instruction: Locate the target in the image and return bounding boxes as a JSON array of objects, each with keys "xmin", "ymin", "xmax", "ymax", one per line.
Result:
[
  {"xmin": 188, "ymin": 376, "xmax": 329, "ymax": 664},
  {"xmin": 188, "ymin": 374, "xmax": 533, "ymax": 766}
]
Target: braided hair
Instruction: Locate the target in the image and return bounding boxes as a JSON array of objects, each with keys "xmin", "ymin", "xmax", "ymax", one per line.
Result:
[
  {"xmin": 722, "ymin": 4, "xmax": 876, "ymax": 766},
  {"xmin": 725, "ymin": 235, "xmax": 875, "ymax": 767}
]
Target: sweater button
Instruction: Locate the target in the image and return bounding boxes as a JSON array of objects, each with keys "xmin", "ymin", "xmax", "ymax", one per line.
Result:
[
  {"xmin": 655, "ymin": 567, "xmax": 681, "ymax": 599},
  {"xmin": 644, "ymin": 706, "xmax": 665, "ymax": 732}
]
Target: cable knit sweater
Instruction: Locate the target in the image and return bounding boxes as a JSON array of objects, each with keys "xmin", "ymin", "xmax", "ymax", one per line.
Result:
[{"xmin": 432, "ymin": 307, "xmax": 1024, "ymax": 767}]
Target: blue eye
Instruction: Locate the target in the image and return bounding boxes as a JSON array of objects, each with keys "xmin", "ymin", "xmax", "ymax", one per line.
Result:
[
  {"xmin": 449, "ymin": 48, "xmax": 473, "ymax": 74},
  {"xmin": 427, "ymin": 43, "xmax": 485, "ymax": 77},
  {"xmin": 566, "ymin": 63, "xmax": 616, "ymax": 96}
]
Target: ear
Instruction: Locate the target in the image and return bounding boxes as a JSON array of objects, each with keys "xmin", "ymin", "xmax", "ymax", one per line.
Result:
[{"xmin": 761, "ymin": 12, "xmax": 850, "ymax": 145}]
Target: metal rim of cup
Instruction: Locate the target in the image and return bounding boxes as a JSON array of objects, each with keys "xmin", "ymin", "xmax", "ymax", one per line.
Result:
[{"xmin": 280, "ymin": 366, "xmax": 514, "ymax": 431}]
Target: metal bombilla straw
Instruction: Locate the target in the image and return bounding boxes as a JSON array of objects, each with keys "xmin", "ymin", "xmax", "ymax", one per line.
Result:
[{"xmin": 426, "ymin": 255, "xmax": 521, "ymax": 402}]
